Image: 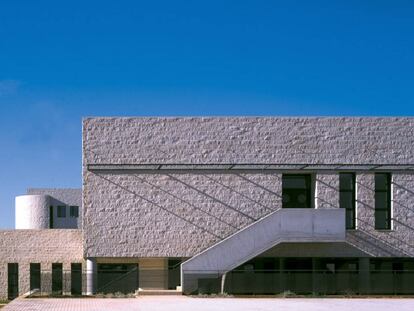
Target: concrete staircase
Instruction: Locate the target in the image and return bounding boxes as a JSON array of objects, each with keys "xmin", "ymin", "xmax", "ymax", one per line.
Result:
[
  {"xmin": 137, "ymin": 289, "xmax": 182, "ymax": 296},
  {"xmin": 181, "ymin": 208, "xmax": 346, "ymax": 293}
]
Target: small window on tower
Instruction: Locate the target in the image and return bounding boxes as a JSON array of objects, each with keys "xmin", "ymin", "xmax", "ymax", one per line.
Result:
[
  {"xmin": 57, "ymin": 206, "xmax": 66, "ymax": 218},
  {"xmin": 70, "ymin": 206, "xmax": 79, "ymax": 218}
]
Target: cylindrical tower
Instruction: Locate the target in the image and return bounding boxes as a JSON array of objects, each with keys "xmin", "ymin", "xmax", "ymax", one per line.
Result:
[{"xmin": 15, "ymin": 195, "xmax": 51, "ymax": 229}]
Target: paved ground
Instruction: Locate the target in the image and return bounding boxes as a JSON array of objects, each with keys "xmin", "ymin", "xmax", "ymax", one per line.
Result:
[{"xmin": 4, "ymin": 296, "xmax": 414, "ymax": 311}]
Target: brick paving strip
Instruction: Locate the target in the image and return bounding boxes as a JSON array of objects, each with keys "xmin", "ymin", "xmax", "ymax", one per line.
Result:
[{"xmin": 4, "ymin": 297, "xmax": 414, "ymax": 311}]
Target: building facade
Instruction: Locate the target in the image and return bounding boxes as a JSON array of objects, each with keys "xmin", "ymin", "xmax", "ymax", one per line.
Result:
[{"xmin": 1, "ymin": 117, "xmax": 414, "ymax": 299}]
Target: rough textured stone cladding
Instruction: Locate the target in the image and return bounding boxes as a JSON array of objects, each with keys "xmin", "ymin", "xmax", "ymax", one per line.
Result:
[
  {"xmin": 0, "ymin": 229, "xmax": 83, "ymax": 262},
  {"xmin": 83, "ymin": 117, "xmax": 414, "ymax": 164},
  {"xmin": 83, "ymin": 173, "xmax": 282, "ymax": 257},
  {"xmin": 346, "ymin": 173, "xmax": 414, "ymax": 257},
  {"xmin": 0, "ymin": 230, "xmax": 83, "ymax": 299},
  {"xmin": 82, "ymin": 117, "xmax": 414, "ymax": 258}
]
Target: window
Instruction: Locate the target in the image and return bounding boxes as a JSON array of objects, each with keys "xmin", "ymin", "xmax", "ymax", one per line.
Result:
[
  {"xmin": 52, "ymin": 263, "xmax": 63, "ymax": 295},
  {"xmin": 8, "ymin": 263, "xmax": 18, "ymax": 300},
  {"xmin": 49, "ymin": 206, "xmax": 54, "ymax": 229},
  {"xmin": 340, "ymin": 173, "xmax": 356, "ymax": 229},
  {"xmin": 71, "ymin": 263, "xmax": 82, "ymax": 295},
  {"xmin": 57, "ymin": 206, "xmax": 66, "ymax": 218},
  {"xmin": 375, "ymin": 173, "xmax": 392, "ymax": 230},
  {"xmin": 70, "ymin": 206, "xmax": 79, "ymax": 218},
  {"xmin": 282, "ymin": 174, "xmax": 312, "ymax": 208},
  {"xmin": 30, "ymin": 263, "xmax": 41, "ymax": 291}
]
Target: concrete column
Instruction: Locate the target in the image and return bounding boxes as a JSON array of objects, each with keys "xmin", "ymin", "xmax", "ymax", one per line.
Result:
[
  {"xmin": 62, "ymin": 262, "xmax": 71, "ymax": 295},
  {"xmin": 359, "ymin": 258, "xmax": 370, "ymax": 294},
  {"xmin": 220, "ymin": 273, "xmax": 227, "ymax": 294},
  {"xmin": 86, "ymin": 258, "xmax": 97, "ymax": 295}
]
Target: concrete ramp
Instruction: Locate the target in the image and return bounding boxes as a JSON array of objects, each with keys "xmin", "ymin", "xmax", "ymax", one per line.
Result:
[{"xmin": 181, "ymin": 208, "xmax": 345, "ymax": 293}]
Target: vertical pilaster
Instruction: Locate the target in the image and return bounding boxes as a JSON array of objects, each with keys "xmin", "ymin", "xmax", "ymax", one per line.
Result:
[
  {"xmin": 315, "ymin": 173, "xmax": 340, "ymax": 209},
  {"xmin": 18, "ymin": 263, "xmax": 30, "ymax": 296},
  {"xmin": 62, "ymin": 262, "xmax": 71, "ymax": 295},
  {"xmin": 0, "ymin": 264, "xmax": 7, "ymax": 300},
  {"xmin": 356, "ymin": 174, "xmax": 375, "ymax": 231}
]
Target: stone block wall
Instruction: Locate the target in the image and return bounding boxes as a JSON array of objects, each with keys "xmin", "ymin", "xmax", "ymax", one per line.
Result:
[
  {"xmin": 316, "ymin": 173, "xmax": 340, "ymax": 209},
  {"xmin": 82, "ymin": 117, "xmax": 414, "ymax": 259},
  {"xmin": 347, "ymin": 173, "xmax": 414, "ymax": 257},
  {"xmin": 84, "ymin": 172, "xmax": 282, "ymax": 257},
  {"xmin": 0, "ymin": 230, "xmax": 83, "ymax": 299},
  {"xmin": 82, "ymin": 117, "xmax": 414, "ymax": 165}
]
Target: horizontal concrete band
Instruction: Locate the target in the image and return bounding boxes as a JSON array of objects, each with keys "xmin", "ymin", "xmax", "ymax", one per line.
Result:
[{"xmin": 87, "ymin": 163, "xmax": 414, "ymax": 173}]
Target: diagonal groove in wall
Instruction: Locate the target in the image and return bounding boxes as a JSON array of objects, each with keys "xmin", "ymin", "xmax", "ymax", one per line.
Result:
[
  {"xmin": 316, "ymin": 197, "xmax": 338, "ymax": 209},
  {"xmin": 353, "ymin": 218, "xmax": 413, "ymax": 256},
  {"xmin": 235, "ymin": 174, "xmax": 282, "ymax": 199},
  {"xmin": 166, "ymin": 174, "xmax": 257, "ymax": 221},
  {"xmin": 393, "ymin": 182, "xmax": 414, "ymax": 197},
  {"xmin": 392, "ymin": 200, "xmax": 414, "ymax": 214},
  {"xmin": 132, "ymin": 174, "xmax": 240, "ymax": 230},
  {"xmin": 346, "ymin": 232, "xmax": 397, "ymax": 257},
  {"xmin": 201, "ymin": 174, "xmax": 276, "ymax": 214},
  {"xmin": 93, "ymin": 172, "xmax": 225, "ymax": 239},
  {"xmin": 348, "ymin": 231, "xmax": 409, "ymax": 257}
]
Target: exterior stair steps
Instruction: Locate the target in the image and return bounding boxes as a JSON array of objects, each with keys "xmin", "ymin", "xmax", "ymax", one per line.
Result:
[
  {"xmin": 137, "ymin": 289, "xmax": 182, "ymax": 296},
  {"xmin": 181, "ymin": 208, "xmax": 346, "ymax": 293}
]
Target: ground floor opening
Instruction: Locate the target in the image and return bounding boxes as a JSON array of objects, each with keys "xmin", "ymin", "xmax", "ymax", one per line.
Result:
[
  {"xmin": 92, "ymin": 258, "xmax": 184, "ymax": 295},
  {"xmin": 194, "ymin": 257, "xmax": 414, "ymax": 295}
]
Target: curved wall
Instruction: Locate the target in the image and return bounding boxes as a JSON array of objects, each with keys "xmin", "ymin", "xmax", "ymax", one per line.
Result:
[{"xmin": 15, "ymin": 195, "xmax": 51, "ymax": 229}]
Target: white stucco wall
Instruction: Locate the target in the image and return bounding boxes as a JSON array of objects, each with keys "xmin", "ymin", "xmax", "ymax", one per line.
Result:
[
  {"xmin": 15, "ymin": 189, "xmax": 82, "ymax": 229},
  {"xmin": 15, "ymin": 195, "xmax": 51, "ymax": 229}
]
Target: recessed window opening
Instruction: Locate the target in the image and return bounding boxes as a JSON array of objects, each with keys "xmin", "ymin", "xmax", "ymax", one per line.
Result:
[
  {"xmin": 282, "ymin": 174, "xmax": 312, "ymax": 208},
  {"xmin": 70, "ymin": 206, "xmax": 79, "ymax": 218},
  {"xmin": 30, "ymin": 263, "xmax": 41, "ymax": 291},
  {"xmin": 340, "ymin": 173, "xmax": 356, "ymax": 229},
  {"xmin": 375, "ymin": 173, "xmax": 392, "ymax": 230},
  {"xmin": 57, "ymin": 206, "xmax": 66, "ymax": 218}
]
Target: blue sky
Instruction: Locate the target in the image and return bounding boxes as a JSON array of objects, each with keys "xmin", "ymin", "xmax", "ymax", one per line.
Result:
[{"xmin": 0, "ymin": 0, "xmax": 413, "ymax": 228}]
